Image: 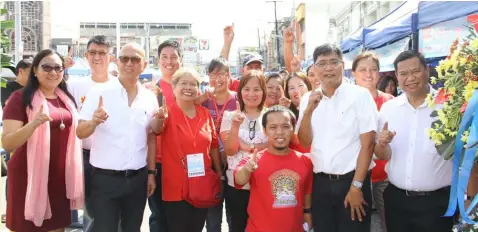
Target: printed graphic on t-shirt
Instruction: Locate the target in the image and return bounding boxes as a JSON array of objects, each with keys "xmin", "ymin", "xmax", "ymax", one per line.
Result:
[{"xmin": 270, "ymin": 169, "xmax": 299, "ymax": 208}]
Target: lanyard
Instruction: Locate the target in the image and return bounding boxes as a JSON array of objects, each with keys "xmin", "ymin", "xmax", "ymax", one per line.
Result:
[
  {"xmin": 212, "ymin": 96, "xmax": 231, "ymax": 134},
  {"xmin": 182, "ymin": 109, "xmax": 199, "ymax": 147}
]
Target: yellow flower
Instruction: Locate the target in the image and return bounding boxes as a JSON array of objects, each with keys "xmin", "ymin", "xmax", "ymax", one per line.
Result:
[
  {"xmin": 448, "ymin": 87, "xmax": 456, "ymax": 95},
  {"xmin": 426, "ymin": 93, "xmax": 436, "ymax": 108},
  {"xmin": 459, "ymin": 57, "xmax": 468, "ymax": 66},
  {"xmin": 462, "ymin": 130, "xmax": 470, "ymax": 143},
  {"xmin": 471, "ymin": 38, "xmax": 478, "ymax": 49},
  {"xmin": 430, "ymin": 76, "xmax": 438, "ymax": 85}
]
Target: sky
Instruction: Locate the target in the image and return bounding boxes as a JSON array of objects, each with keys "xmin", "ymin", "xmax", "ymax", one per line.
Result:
[{"xmin": 49, "ymin": 0, "xmax": 302, "ymax": 63}]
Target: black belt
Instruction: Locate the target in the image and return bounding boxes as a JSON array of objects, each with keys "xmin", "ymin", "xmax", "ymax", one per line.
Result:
[
  {"xmin": 92, "ymin": 166, "xmax": 146, "ymax": 178},
  {"xmin": 391, "ymin": 184, "xmax": 450, "ymax": 197},
  {"xmin": 315, "ymin": 170, "xmax": 355, "ymax": 180}
]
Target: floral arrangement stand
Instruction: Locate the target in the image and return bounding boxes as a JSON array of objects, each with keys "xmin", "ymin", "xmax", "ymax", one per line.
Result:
[{"xmin": 426, "ymin": 19, "xmax": 478, "ymax": 232}]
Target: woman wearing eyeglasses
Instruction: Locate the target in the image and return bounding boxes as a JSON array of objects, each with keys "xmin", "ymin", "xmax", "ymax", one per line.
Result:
[
  {"xmin": 220, "ymin": 71, "xmax": 268, "ymax": 232},
  {"xmin": 1, "ymin": 49, "xmax": 83, "ymax": 232}
]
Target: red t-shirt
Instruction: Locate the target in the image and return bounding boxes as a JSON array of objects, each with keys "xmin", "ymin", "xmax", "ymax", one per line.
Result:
[
  {"xmin": 371, "ymin": 91, "xmax": 394, "ymax": 183},
  {"xmin": 155, "ymin": 79, "xmax": 175, "ymax": 163},
  {"xmin": 161, "ymin": 104, "xmax": 219, "ymax": 201},
  {"xmin": 229, "ymin": 79, "xmax": 240, "ymax": 92},
  {"xmin": 234, "ymin": 150, "xmax": 313, "ymax": 232}
]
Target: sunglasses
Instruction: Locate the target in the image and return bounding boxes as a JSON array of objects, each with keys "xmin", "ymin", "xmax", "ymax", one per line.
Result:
[
  {"xmin": 41, "ymin": 64, "xmax": 64, "ymax": 73},
  {"xmin": 249, "ymin": 120, "xmax": 256, "ymax": 141},
  {"xmin": 119, "ymin": 56, "xmax": 142, "ymax": 64}
]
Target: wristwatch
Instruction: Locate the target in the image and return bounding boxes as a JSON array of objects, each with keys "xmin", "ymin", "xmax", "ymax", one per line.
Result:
[
  {"xmin": 303, "ymin": 208, "xmax": 312, "ymax": 214},
  {"xmin": 147, "ymin": 169, "xmax": 157, "ymax": 176},
  {"xmin": 352, "ymin": 180, "xmax": 363, "ymax": 189}
]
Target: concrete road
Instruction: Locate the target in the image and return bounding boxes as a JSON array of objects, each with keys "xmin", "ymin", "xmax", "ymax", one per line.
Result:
[{"xmin": 0, "ymin": 176, "xmax": 382, "ymax": 232}]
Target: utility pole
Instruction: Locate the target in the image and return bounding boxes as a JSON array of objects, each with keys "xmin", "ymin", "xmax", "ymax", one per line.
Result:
[
  {"xmin": 267, "ymin": 0, "xmax": 282, "ymax": 69},
  {"xmin": 257, "ymin": 28, "xmax": 261, "ymax": 54}
]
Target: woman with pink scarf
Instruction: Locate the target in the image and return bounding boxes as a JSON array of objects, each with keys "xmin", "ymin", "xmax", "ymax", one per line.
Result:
[{"xmin": 1, "ymin": 49, "xmax": 83, "ymax": 232}]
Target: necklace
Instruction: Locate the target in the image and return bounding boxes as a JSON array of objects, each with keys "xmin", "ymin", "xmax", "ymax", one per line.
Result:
[{"xmin": 55, "ymin": 98, "xmax": 65, "ymax": 130}]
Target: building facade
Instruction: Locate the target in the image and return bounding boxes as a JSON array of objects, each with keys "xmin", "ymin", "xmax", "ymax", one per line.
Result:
[
  {"xmin": 4, "ymin": 1, "xmax": 52, "ymax": 59},
  {"xmin": 335, "ymin": 1, "xmax": 404, "ymax": 42}
]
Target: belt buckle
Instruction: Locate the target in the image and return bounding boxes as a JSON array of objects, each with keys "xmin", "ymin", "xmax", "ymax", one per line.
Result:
[
  {"xmin": 328, "ymin": 174, "xmax": 340, "ymax": 181},
  {"xmin": 125, "ymin": 170, "xmax": 132, "ymax": 177}
]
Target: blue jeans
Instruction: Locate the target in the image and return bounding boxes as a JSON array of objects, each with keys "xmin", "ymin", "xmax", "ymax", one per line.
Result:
[
  {"xmin": 148, "ymin": 163, "xmax": 167, "ymax": 232},
  {"xmin": 206, "ymin": 179, "xmax": 231, "ymax": 232}
]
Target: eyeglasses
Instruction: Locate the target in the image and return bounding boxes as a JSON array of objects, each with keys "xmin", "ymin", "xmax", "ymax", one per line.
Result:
[
  {"xmin": 119, "ymin": 56, "xmax": 142, "ymax": 64},
  {"xmin": 249, "ymin": 120, "xmax": 256, "ymax": 141},
  {"xmin": 41, "ymin": 64, "xmax": 64, "ymax": 73},
  {"xmin": 87, "ymin": 50, "xmax": 108, "ymax": 57},
  {"xmin": 314, "ymin": 60, "xmax": 343, "ymax": 69},
  {"xmin": 209, "ymin": 72, "xmax": 228, "ymax": 79}
]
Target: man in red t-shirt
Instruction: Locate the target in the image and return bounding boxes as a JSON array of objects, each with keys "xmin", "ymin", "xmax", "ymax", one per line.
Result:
[
  {"xmin": 234, "ymin": 106, "xmax": 313, "ymax": 232},
  {"xmin": 147, "ymin": 40, "xmax": 182, "ymax": 231}
]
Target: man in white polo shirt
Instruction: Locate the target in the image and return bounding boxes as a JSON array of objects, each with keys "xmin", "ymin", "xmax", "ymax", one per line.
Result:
[
  {"xmin": 375, "ymin": 51, "xmax": 453, "ymax": 232},
  {"xmin": 67, "ymin": 35, "xmax": 116, "ymax": 230},
  {"xmin": 76, "ymin": 43, "xmax": 160, "ymax": 232},
  {"xmin": 297, "ymin": 43, "xmax": 378, "ymax": 232}
]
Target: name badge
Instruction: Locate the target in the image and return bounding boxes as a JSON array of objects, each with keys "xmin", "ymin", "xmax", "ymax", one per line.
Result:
[{"xmin": 187, "ymin": 153, "xmax": 205, "ymax": 178}]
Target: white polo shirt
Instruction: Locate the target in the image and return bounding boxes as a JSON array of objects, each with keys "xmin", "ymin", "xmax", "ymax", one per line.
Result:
[
  {"xmin": 79, "ymin": 77, "xmax": 159, "ymax": 170},
  {"xmin": 297, "ymin": 82, "xmax": 378, "ymax": 175},
  {"xmin": 67, "ymin": 75, "xmax": 116, "ymax": 150},
  {"xmin": 378, "ymin": 88, "xmax": 452, "ymax": 191}
]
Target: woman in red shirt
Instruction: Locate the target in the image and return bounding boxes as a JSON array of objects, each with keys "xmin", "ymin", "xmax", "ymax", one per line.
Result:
[{"xmin": 157, "ymin": 67, "xmax": 222, "ymax": 232}]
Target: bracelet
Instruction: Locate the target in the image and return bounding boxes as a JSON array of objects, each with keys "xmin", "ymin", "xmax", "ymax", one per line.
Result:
[
  {"xmin": 303, "ymin": 208, "xmax": 312, "ymax": 214},
  {"xmin": 467, "ymin": 195, "xmax": 475, "ymax": 201}
]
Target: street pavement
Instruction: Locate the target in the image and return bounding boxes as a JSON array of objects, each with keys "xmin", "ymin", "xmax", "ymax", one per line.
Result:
[{"xmin": 0, "ymin": 176, "xmax": 382, "ymax": 232}]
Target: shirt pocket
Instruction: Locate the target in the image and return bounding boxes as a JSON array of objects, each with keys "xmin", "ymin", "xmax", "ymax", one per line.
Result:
[
  {"xmin": 332, "ymin": 103, "xmax": 358, "ymax": 137},
  {"xmin": 132, "ymin": 108, "xmax": 149, "ymax": 144}
]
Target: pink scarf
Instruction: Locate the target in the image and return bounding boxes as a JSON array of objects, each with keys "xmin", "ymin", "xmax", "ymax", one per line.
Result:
[{"xmin": 25, "ymin": 89, "xmax": 84, "ymax": 227}]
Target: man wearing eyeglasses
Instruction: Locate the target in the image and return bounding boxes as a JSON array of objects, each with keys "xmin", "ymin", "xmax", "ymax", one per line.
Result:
[
  {"xmin": 76, "ymin": 43, "xmax": 160, "ymax": 231},
  {"xmin": 66, "ymin": 35, "xmax": 116, "ymax": 230},
  {"xmin": 297, "ymin": 44, "xmax": 378, "ymax": 232}
]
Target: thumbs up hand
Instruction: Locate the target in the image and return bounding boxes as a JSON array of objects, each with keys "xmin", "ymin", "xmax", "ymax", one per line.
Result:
[
  {"xmin": 378, "ymin": 122, "xmax": 396, "ymax": 146},
  {"xmin": 92, "ymin": 96, "xmax": 109, "ymax": 125},
  {"xmin": 244, "ymin": 149, "xmax": 259, "ymax": 172},
  {"xmin": 32, "ymin": 105, "xmax": 53, "ymax": 128}
]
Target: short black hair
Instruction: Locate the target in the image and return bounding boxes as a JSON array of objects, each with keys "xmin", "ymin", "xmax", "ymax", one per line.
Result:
[
  {"xmin": 208, "ymin": 57, "xmax": 229, "ymax": 74},
  {"xmin": 158, "ymin": 40, "xmax": 183, "ymax": 58},
  {"xmin": 279, "ymin": 69, "xmax": 289, "ymax": 75},
  {"xmin": 262, "ymin": 105, "xmax": 297, "ymax": 129},
  {"xmin": 393, "ymin": 51, "xmax": 427, "ymax": 71},
  {"xmin": 15, "ymin": 59, "xmax": 32, "ymax": 75},
  {"xmin": 313, "ymin": 43, "xmax": 343, "ymax": 63},
  {"xmin": 86, "ymin": 35, "xmax": 111, "ymax": 50}
]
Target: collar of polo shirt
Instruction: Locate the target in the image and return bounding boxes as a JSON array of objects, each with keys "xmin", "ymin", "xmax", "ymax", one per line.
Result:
[{"xmin": 397, "ymin": 84, "xmax": 437, "ymax": 108}]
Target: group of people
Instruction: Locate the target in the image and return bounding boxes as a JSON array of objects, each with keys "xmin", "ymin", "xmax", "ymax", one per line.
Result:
[{"xmin": 0, "ymin": 22, "xmax": 462, "ymax": 232}]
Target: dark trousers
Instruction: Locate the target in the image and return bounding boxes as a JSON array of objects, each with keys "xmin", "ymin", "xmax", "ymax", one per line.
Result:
[
  {"xmin": 83, "ymin": 149, "xmax": 93, "ymax": 231},
  {"xmin": 90, "ymin": 166, "xmax": 148, "ymax": 232},
  {"xmin": 148, "ymin": 163, "xmax": 167, "ymax": 232},
  {"xmin": 224, "ymin": 184, "xmax": 250, "ymax": 232},
  {"xmin": 312, "ymin": 171, "xmax": 372, "ymax": 232},
  {"xmin": 384, "ymin": 184, "xmax": 454, "ymax": 232},
  {"xmin": 163, "ymin": 200, "xmax": 208, "ymax": 232},
  {"xmin": 206, "ymin": 179, "xmax": 231, "ymax": 232}
]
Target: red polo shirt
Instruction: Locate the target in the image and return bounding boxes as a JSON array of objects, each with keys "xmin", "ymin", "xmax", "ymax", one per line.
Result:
[
  {"xmin": 371, "ymin": 91, "xmax": 394, "ymax": 183},
  {"xmin": 155, "ymin": 79, "xmax": 175, "ymax": 163},
  {"xmin": 229, "ymin": 79, "xmax": 240, "ymax": 92},
  {"xmin": 161, "ymin": 103, "xmax": 219, "ymax": 201}
]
